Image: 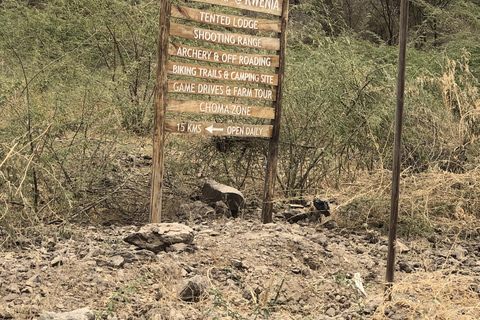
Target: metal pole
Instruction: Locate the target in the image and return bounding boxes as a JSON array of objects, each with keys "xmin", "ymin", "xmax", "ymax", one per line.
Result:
[{"xmin": 385, "ymin": 0, "xmax": 409, "ymax": 300}]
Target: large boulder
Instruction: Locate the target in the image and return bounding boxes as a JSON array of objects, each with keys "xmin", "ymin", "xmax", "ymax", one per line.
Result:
[
  {"xmin": 124, "ymin": 223, "xmax": 194, "ymax": 253},
  {"xmin": 38, "ymin": 308, "xmax": 94, "ymax": 320},
  {"xmin": 202, "ymin": 180, "xmax": 245, "ymax": 217}
]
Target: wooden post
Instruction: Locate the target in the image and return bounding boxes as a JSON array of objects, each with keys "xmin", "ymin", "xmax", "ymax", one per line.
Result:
[
  {"xmin": 386, "ymin": 0, "xmax": 409, "ymax": 300},
  {"xmin": 262, "ymin": 0, "xmax": 289, "ymax": 224},
  {"xmin": 150, "ymin": 0, "xmax": 171, "ymax": 223}
]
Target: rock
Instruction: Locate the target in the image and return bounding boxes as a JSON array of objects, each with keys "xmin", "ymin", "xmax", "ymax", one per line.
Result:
[
  {"xmin": 0, "ymin": 306, "xmax": 13, "ymax": 319},
  {"xmin": 6, "ymin": 283, "xmax": 20, "ymax": 294},
  {"xmin": 51, "ymin": 256, "xmax": 63, "ymax": 267},
  {"xmin": 284, "ymin": 209, "xmax": 308, "ymax": 223},
  {"xmin": 310, "ymin": 233, "xmax": 328, "ymax": 246},
  {"xmin": 320, "ymin": 219, "xmax": 337, "ymax": 230},
  {"xmin": 398, "ymin": 260, "xmax": 413, "ymax": 273},
  {"xmin": 108, "ymin": 255, "xmax": 125, "ymax": 268},
  {"xmin": 124, "ymin": 223, "xmax": 194, "ymax": 253},
  {"xmin": 179, "ymin": 275, "xmax": 209, "ymax": 301},
  {"xmin": 325, "ymin": 307, "xmax": 336, "ymax": 317},
  {"xmin": 26, "ymin": 274, "xmax": 41, "ymax": 286},
  {"xmin": 365, "ymin": 296, "xmax": 384, "ymax": 314},
  {"xmin": 313, "ymin": 198, "xmax": 331, "ymax": 217},
  {"xmin": 148, "ymin": 308, "xmax": 185, "ymax": 320},
  {"xmin": 38, "ymin": 308, "xmax": 95, "ymax": 320},
  {"xmin": 202, "ymin": 180, "xmax": 245, "ymax": 217},
  {"xmin": 396, "ymin": 239, "xmax": 410, "ymax": 253},
  {"xmin": 166, "ymin": 242, "xmax": 187, "ymax": 253},
  {"xmin": 3, "ymin": 293, "xmax": 17, "ymax": 302},
  {"xmin": 230, "ymin": 258, "xmax": 244, "ymax": 269},
  {"xmin": 452, "ymin": 245, "xmax": 468, "ymax": 260}
]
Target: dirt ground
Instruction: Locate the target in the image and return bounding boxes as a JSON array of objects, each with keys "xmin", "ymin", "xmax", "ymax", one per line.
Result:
[{"xmin": 1, "ymin": 205, "xmax": 480, "ymax": 320}]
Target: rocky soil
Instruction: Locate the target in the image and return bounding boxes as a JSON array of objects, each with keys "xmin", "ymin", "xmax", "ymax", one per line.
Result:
[{"xmin": 1, "ymin": 210, "xmax": 480, "ymax": 320}]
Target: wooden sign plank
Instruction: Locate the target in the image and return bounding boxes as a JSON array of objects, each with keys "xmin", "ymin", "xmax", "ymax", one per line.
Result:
[
  {"xmin": 170, "ymin": 23, "xmax": 280, "ymax": 50},
  {"xmin": 169, "ymin": 42, "xmax": 279, "ymax": 67},
  {"xmin": 168, "ymin": 80, "xmax": 277, "ymax": 100},
  {"xmin": 166, "ymin": 99, "xmax": 275, "ymax": 119},
  {"xmin": 165, "ymin": 119, "xmax": 273, "ymax": 137},
  {"xmin": 168, "ymin": 61, "xmax": 278, "ymax": 85},
  {"xmin": 171, "ymin": 5, "xmax": 281, "ymax": 33},
  {"xmin": 188, "ymin": 0, "xmax": 282, "ymax": 16}
]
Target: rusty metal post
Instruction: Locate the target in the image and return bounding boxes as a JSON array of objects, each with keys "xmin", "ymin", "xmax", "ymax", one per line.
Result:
[{"xmin": 386, "ymin": 0, "xmax": 409, "ymax": 300}]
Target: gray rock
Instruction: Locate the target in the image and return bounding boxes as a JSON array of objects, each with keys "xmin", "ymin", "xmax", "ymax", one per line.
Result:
[
  {"xmin": 179, "ymin": 275, "xmax": 209, "ymax": 301},
  {"xmin": 325, "ymin": 307, "xmax": 336, "ymax": 317},
  {"xmin": 398, "ymin": 260, "xmax": 413, "ymax": 273},
  {"xmin": 283, "ymin": 209, "xmax": 308, "ymax": 223},
  {"xmin": 202, "ymin": 180, "xmax": 245, "ymax": 217},
  {"xmin": 3, "ymin": 293, "xmax": 17, "ymax": 302},
  {"xmin": 124, "ymin": 223, "xmax": 194, "ymax": 253},
  {"xmin": 365, "ymin": 296, "xmax": 384, "ymax": 314},
  {"xmin": 38, "ymin": 308, "xmax": 94, "ymax": 320},
  {"xmin": 166, "ymin": 242, "xmax": 187, "ymax": 253},
  {"xmin": 396, "ymin": 239, "xmax": 410, "ymax": 253},
  {"xmin": 108, "ymin": 255, "xmax": 125, "ymax": 268},
  {"xmin": 452, "ymin": 245, "xmax": 468, "ymax": 260}
]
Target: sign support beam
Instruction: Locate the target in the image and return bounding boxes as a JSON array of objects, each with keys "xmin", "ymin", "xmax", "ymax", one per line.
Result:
[
  {"xmin": 150, "ymin": 0, "xmax": 172, "ymax": 223},
  {"xmin": 385, "ymin": 0, "xmax": 409, "ymax": 300},
  {"xmin": 262, "ymin": 0, "xmax": 289, "ymax": 224}
]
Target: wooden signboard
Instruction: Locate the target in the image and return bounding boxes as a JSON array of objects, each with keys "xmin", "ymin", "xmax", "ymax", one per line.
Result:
[{"xmin": 150, "ymin": 0, "xmax": 289, "ymax": 223}]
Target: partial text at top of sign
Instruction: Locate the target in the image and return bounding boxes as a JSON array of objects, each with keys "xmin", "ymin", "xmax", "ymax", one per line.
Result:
[{"xmin": 188, "ymin": 0, "xmax": 283, "ymax": 16}]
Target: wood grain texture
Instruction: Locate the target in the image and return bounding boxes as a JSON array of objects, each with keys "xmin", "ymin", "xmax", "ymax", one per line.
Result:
[
  {"xmin": 262, "ymin": 0, "xmax": 289, "ymax": 223},
  {"xmin": 165, "ymin": 119, "xmax": 273, "ymax": 137},
  {"xmin": 168, "ymin": 80, "xmax": 277, "ymax": 100},
  {"xmin": 168, "ymin": 61, "xmax": 278, "ymax": 85},
  {"xmin": 171, "ymin": 5, "xmax": 281, "ymax": 32},
  {"xmin": 169, "ymin": 42, "xmax": 279, "ymax": 67},
  {"xmin": 170, "ymin": 23, "xmax": 280, "ymax": 50},
  {"xmin": 150, "ymin": 0, "xmax": 172, "ymax": 223},
  {"xmin": 166, "ymin": 99, "xmax": 275, "ymax": 119}
]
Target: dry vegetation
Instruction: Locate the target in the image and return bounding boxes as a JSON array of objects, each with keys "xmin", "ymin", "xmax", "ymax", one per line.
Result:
[{"xmin": 1, "ymin": 0, "xmax": 480, "ymax": 319}]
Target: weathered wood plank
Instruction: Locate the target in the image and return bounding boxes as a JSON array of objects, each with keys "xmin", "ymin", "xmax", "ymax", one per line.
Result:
[
  {"xmin": 262, "ymin": 0, "xmax": 289, "ymax": 223},
  {"xmin": 170, "ymin": 23, "xmax": 280, "ymax": 50},
  {"xmin": 168, "ymin": 61, "xmax": 278, "ymax": 85},
  {"xmin": 188, "ymin": 0, "xmax": 282, "ymax": 16},
  {"xmin": 166, "ymin": 99, "xmax": 275, "ymax": 119},
  {"xmin": 171, "ymin": 5, "xmax": 281, "ymax": 32},
  {"xmin": 150, "ymin": 0, "xmax": 172, "ymax": 223},
  {"xmin": 165, "ymin": 119, "xmax": 273, "ymax": 137},
  {"xmin": 168, "ymin": 80, "xmax": 277, "ymax": 100},
  {"xmin": 169, "ymin": 42, "xmax": 279, "ymax": 67}
]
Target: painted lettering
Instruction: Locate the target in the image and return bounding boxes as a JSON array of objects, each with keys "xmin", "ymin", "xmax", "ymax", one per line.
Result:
[
  {"xmin": 172, "ymin": 64, "xmax": 197, "ymax": 76},
  {"xmin": 173, "ymin": 82, "xmax": 196, "ymax": 93},
  {"xmin": 194, "ymin": 29, "xmax": 236, "ymax": 45},
  {"xmin": 237, "ymin": 36, "xmax": 262, "ymax": 48},
  {"xmin": 254, "ymin": 88, "xmax": 273, "ymax": 99},
  {"xmin": 176, "ymin": 46, "xmax": 212, "ymax": 60},
  {"xmin": 238, "ymin": 55, "xmax": 272, "ymax": 67},
  {"xmin": 260, "ymin": 74, "xmax": 275, "ymax": 84}
]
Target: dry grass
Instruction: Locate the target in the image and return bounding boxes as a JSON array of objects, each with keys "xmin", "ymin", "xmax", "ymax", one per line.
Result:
[
  {"xmin": 374, "ymin": 268, "xmax": 480, "ymax": 319},
  {"xmin": 330, "ymin": 167, "xmax": 480, "ymax": 238}
]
